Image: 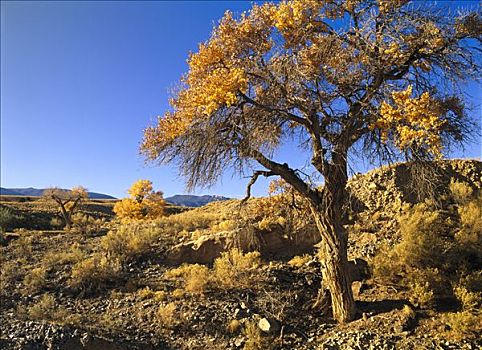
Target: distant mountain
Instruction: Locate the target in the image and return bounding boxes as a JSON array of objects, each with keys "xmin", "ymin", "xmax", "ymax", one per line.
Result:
[
  {"xmin": 165, "ymin": 194, "xmax": 231, "ymax": 207},
  {"xmin": 0, "ymin": 187, "xmax": 116, "ymax": 200}
]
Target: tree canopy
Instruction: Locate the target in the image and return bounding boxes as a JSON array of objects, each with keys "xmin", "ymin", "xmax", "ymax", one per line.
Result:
[
  {"xmin": 114, "ymin": 180, "xmax": 165, "ymax": 223},
  {"xmin": 142, "ymin": 0, "xmax": 480, "ymax": 190},
  {"xmin": 43, "ymin": 186, "xmax": 88, "ymax": 229}
]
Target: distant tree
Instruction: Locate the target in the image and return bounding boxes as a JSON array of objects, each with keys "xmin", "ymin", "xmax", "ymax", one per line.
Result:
[
  {"xmin": 43, "ymin": 187, "xmax": 88, "ymax": 229},
  {"xmin": 141, "ymin": 0, "xmax": 480, "ymax": 323},
  {"xmin": 113, "ymin": 180, "xmax": 165, "ymax": 223}
]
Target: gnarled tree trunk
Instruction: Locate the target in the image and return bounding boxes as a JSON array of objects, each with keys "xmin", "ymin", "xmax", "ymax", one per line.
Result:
[
  {"xmin": 311, "ymin": 150, "xmax": 356, "ymax": 323},
  {"xmin": 312, "ymin": 206, "xmax": 356, "ymax": 323}
]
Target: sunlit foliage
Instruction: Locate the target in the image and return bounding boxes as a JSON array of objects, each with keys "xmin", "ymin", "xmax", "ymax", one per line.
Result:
[
  {"xmin": 375, "ymin": 86, "xmax": 446, "ymax": 156},
  {"xmin": 114, "ymin": 180, "xmax": 165, "ymax": 223}
]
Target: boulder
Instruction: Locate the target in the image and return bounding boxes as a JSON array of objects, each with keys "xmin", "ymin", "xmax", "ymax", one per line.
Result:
[
  {"xmin": 166, "ymin": 233, "xmax": 227, "ymax": 265},
  {"xmin": 258, "ymin": 317, "xmax": 281, "ymax": 335}
]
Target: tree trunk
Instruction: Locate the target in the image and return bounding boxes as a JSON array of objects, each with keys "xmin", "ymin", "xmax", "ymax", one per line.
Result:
[
  {"xmin": 311, "ymin": 207, "xmax": 356, "ymax": 323},
  {"xmin": 59, "ymin": 205, "xmax": 72, "ymax": 230},
  {"xmin": 310, "ymin": 149, "xmax": 356, "ymax": 323}
]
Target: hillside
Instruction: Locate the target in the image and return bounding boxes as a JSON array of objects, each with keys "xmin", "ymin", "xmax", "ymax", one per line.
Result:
[
  {"xmin": 165, "ymin": 194, "xmax": 231, "ymax": 207},
  {"xmin": 0, "ymin": 187, "xmax": 116, "ymax": 200},
  {"xmin": 0, "ymin": 159, "xmax": 481, "ymax": 350}
]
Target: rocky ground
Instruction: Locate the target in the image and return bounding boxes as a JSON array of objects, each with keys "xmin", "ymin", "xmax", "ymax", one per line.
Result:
[{"xmin": 1, "ymin": 159, "xmax": 481, "ymax": 349}]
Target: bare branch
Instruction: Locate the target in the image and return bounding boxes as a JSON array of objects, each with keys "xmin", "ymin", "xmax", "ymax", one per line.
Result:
[{"xmin": 241, "ymin": 170, "xmax": 276, "ymax": 204}]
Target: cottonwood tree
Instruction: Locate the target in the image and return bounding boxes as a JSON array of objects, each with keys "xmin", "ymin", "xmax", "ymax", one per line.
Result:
[
  {"xmin": 43, "ymin": 187, "xmax": 88, "ymax": 229},
  {"xmin": 141, "ymin": 0, "xmax": 480, "ymax": 323},
  {"xmin": 113, "ymin": 180, "xmax": 165, "ymax": 223}
]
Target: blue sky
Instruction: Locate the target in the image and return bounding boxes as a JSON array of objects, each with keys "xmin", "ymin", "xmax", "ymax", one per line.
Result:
[{"xmin": 1, "ymin": 1, "xmax": 481, "ymax": 198}]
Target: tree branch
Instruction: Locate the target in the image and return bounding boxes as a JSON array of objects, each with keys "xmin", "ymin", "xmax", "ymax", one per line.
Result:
[
  {"xmin": 241, "ymin": 170, "xmax": 276, "ymax": 204},
  {"xmin": 247, "ymin": 148, "xmax": 322, "ymax": 206}
]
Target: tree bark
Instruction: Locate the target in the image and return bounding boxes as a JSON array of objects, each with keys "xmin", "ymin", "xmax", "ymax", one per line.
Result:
[
  {"xmin": 311, "ymin": 206, "xmax": 356, "ymax": 323},
  {"xmin": 310, "ymin": 149, "xmax": 356, "ymax": 323}
]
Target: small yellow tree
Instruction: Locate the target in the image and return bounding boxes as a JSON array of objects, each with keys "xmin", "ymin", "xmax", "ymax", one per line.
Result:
[
  {"xmin": 43, "ymin": 186, "xmax": 88, "ymax": 229},
  {"xmin": 114, "ymin": 180, "xmax": 165, "ymax": 223}
]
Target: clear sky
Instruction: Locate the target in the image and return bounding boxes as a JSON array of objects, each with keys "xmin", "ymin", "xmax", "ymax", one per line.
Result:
[{"xmin": 1, "ymin": 1, "xmax": 481, "ymax": 198}]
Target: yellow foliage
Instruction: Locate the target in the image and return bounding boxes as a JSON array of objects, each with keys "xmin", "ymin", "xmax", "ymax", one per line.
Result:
[
  {"xmin": 128, "ymin": 179, "xmax": 153, "ymax": 201},
  {"xmin": 377, "ymin": 0, "xmax": 409, "ymax": 14},
  {"xmin": 456, "ymin": 193, "xmax": 482, "ymax": 253},
  {"xmin": 374, "ymin": 194, "xmax": 482, "ymax": 313},
  {"xmin": 27, "ymin": 294, "xmax": 67, "ymax": 321},
  {"xmin": 171, "ymin": 288, "xmax": 186, "ymax": 299},
  {"xmin": 288, "ymin": 254, "xmax": 312, "ymax": 268},
  {"xmin": 164, "ymin": 264, "xmax": 211, "ymax": 293},
  {"xmin": 69, "ymin": 253, "xmax": 122, "ymax": 292},
  {"xmin": 43, "ymin": 243, "xmax": 85, "ymax": 267},
  {"xmin": 213, "ymin": 249, "xmax": 261, "ymax": 288},
  {"xmin": 164, "ymin": 249, "xmax": 262, "ymax": 292},
  {"xmin": 114, "ymin": 180, "xmax": 165, "ymax": 223},
  {"xmin": 137, "ymin": 287, "xmax": 167, "ymax": 302},
  {"xmin": 157, "ymin": 302, "xmax": 177, "ymax": 327},
  {"xmin": 454, "ymin": 285, "xmax": 481, "ymax": 312},
  {"xmin": 211, "ymin": 219, "xmax": 238, "ymax": 232},
  {"xmin": 100, "ymin": 224, "xmax": 159, "ymax": 262},
  {"xmin": 442, "ymin": 311, "xmax": 482, "ymax": 339},
  {"xmin": 449, "ymin": 180, "xmax": 474, "ymax": 204},
  {"xmin": 375, "ymin": 86, "xmax": 446, "ymax": 157},
  {"xmin": 23, "ymin": 267, "xmax": 47, "ymax": 293},
  {"xmin": 409, "ymin": 281, "xmax": 435, "ymax": 308}
]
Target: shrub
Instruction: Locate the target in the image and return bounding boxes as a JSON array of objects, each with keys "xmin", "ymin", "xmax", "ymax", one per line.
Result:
[
  {"xmin": 0, "ymin": 261, "xmax": 21, "ymax": 296},
  {"xmin": 23, "ymin": 267, "xmax": 48, "ymax": 294},
  {"xmin": 137, "ymin": 287, "xmax": 167, "ymax": 301},
  {"xmin": 171, "ymin": 288, "xmax": 186, "ymax": 299},
  {"xmin": 442, "ymin": 311, "xmax": 482, "ymax": 339},
  {"xmin": 160, "ymin": 211, "xmax": 219, "ymax": 233},
  {"xmin": 409, "ymin": 282, "xmax": 435, "ymax": 308},
  {"xmin": 373, "ymin": 193, "xmax": 482, "ymax": 312},
  {"xmin": 373, "ymin": 204, "xmax": 447, "ymax": 281},
  {"xmin": 69, "ymin": 253, "xmax": 122, "ymax": 292},
  {"xmin": 449, "ymin": 180, "xmax": 474, "ymax": 204},
  {"xmin": 100, "ymin": 224, "xmax": 159, "ymax": 263},
  {"xmin": 288, "ymin": 254, "xmax": 312, "ymax": 268},
  {"xmin": 164, "ymin": 263, "xmax": 211, "ymax": 293},
  {"xmin": 459, "ymin": 271, "xmax": 482, "ymax": 293},
  {"xmin": 401, "ymin": 304, "xmax": 416, "ymax": 320},
  {"xmin": 227, "ymin": 319, "xmax": 242, "ymax": 333},
  {"xmin": 13, "ymin": 234, "xmax": 34, "ymax": 257},
  {"xmin": 70, "ymin": 213, "xmax": 105, "ymax": 235},
  {"xmin": 0, "ymin": 206, "xmax": 15, "ymax": 231},
  {"xmin": 156, "ymin": 302, "xmax": 177, "ymax": 327},
  {"xmin": 243, "ymin": 321, "xmax": 271, "ymax": 350},
  {"xmin": 27, "ymin": 294, "xmax": 67, "ymax": 321},
  {"xmin": 456, "ymin": 194, "xmax": 482, "ymax": 260},
  {"xmin": 43, "ymin": 243, "xmax": 85, "ymax": 267},
  {"xmin": 213, "ymin": 249, "xmax": 261, "ymax": 289},
  {"xmin": 453, "ymin": 285, "xmax": 481, "ymax": 312},
  {"xmin": 184, "ymin": 265, "xmax": 211, "ymax": 293},
  {"xmin": 50, "ymin": 216, "xmax": 63, "ymax": 229},
  {"xmin": 164, "ymin": 249, "xmax": 262, "ymax": 292},
  {"xmin": 212, "ymin": 219, "xmax": 238, "ymax": 232}
]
